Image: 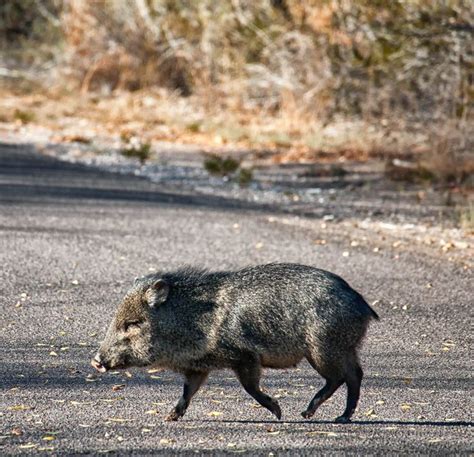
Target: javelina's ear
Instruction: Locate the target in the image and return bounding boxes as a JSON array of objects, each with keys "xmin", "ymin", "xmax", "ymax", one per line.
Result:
[{"xmin": 145, "ymin": 279, "xmax": 169, "ymax": 308}]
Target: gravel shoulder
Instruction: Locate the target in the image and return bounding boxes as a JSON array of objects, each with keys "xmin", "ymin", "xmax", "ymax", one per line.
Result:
[{"xmin": 0, "ymin": 140, "xmax": 472, "ymax": 455}]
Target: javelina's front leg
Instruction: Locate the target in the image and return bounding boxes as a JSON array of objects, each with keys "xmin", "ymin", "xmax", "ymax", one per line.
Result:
[
  {"xmin": 234, "ymin": 356, "xmax": 282, "ymax": 420},
  {"xmin": 165, "ymin": 370, "xmax": 208, "ymax": 421}
]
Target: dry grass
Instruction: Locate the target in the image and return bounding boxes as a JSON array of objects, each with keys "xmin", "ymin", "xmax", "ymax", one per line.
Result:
[
  {"xmin": 422, "ymin": 122, "xmax": 474, "ymax": 186},
  {"xmin": 0, "ymin": 87, "xmax": 435, "ymax": 165},
  {"xmin": 459, "ymin": 204, "xmax": 474, "ymax": 232}
]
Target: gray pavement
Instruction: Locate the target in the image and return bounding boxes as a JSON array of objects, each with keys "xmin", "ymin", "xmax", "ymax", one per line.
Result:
[{"xmin": 0, "ymin": 142, "xmax": 472, "ymax": 455}]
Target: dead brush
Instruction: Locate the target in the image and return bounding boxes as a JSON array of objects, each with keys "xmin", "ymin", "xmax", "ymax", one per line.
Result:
[{"xmin": 422, "ymin": 122, "xmax": 473, "ymax": 187}]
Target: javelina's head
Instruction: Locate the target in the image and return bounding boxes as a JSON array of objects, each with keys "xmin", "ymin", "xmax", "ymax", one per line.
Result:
[{"xmin": 91, "ymin": 277, "xmax": 169, "ymax": 373}]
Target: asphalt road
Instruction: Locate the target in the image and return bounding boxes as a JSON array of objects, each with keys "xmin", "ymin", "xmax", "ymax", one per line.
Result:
[{"xmin": 0, "ymin": 142, "xmax": 472, "ymax": 455}]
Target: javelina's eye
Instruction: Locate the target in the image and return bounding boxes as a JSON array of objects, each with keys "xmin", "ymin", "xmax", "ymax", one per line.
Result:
[{"xmin": 123, "ymin": 321, "xmax": 141, "ymax": 332}]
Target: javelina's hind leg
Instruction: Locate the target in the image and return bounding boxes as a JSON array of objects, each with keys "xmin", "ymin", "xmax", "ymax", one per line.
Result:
[
  {"xmin": 165, "ymin": 370, "xmax": 208, "ymax": 421},
  {"xmin": 301, "ymin": 377, "xmax": 343, "ymax": 419},
  {"xmin": 234, "ymin": 356, "xmax": 282, "ymax": 420},
  {"xmin": 302, "ymin": 353, "xmax": 345, "ymax": 419},
  {"xmin": 335, "ymin": 365, "xmax": 363, "ymax": 424}
]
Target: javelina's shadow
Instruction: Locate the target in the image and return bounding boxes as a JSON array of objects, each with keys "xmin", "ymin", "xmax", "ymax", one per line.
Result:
[{"xmin": 199, "ymin": 419, "xmax": 473, "ymax": 427}]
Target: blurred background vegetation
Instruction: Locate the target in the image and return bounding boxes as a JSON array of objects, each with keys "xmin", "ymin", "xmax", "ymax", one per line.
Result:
[{"xmin": 0, "ymin": 0, "xmax": 473, "ymax": 184}]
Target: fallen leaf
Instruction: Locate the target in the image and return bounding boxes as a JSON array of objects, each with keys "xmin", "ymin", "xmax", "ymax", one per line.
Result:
[
  {"xmin": 442, "ymin": 341, "xmax": 455, "ymax": 347},
  {"xmin": 145, "ymin": 410, "xmax": 159, "ymax": 415},
  {"xmin": 160, "ymin": 438, "xmax": 174, "ymax": 444},
  {"xmin": 11, "ymin": 427, "xmax": 23, "ymax": 436},
  {"xmin": 8, "ymin": 405, "xmax": 32, "ymax": 411},
  {"xmin": 307, "ymin": 431, "xmax": 338, "ymax": 437},
  {"xmin": 101, "ymin": 397, "xmax": 124, "ymax": 403},
  {"xmin": 208, "ymin": 411, "xmax": 223, "ymax": 417},
  {"xmin": 365, "ymin": 408, "xmax": 377, "ymax": 417},
  {"xmin": 42, "ymin": 436, "xmax": 56, "ymax": 441},
  {"xmin": 112, "ymin": 384, "xmax": 125, "ymax": 392},
  {"xmin": 70, "ymin": 401, "xmax": 88, "ymax": 406},
  {"xmin": 400, "ymin": 403, "xmax": 412, "ymax": 411},
  {"xmin": 107, "ymin": 417, "xmax": 131, "ymax": 423},
  {"xmin": 147, "ymin": 368, "xmax": 161, "ymax": 374}
]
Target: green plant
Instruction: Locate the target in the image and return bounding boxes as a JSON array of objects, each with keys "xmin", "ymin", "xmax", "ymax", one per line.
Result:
[
  {"xmin": 13, "ymin": 109, "xmax": 35, "ymax": 123},
  {"xmin": 203, "ymin": 154, "xmax": 253, "ymax": 186},
  {"xmin": 186, "ymin": 121, "xmax": 201, "ymax": 133},
  {"xmin": 120, "ymin": 137, "xmax": 152, "ymax": 164},
  {"xmin": 237, "ymin": 168, "xmax": 253, "ymax": 186},
  {"xmin": 204, "ymin": 154, "xmax": 240, "ymax": 176}
]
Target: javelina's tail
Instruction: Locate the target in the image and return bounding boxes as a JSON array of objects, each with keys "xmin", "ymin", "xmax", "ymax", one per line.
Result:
[
  {"xmin": 355, "ymin": 290, "xmax": 380, "ymax": 321},
  {"xmin": 368, "ymin": 305, "xmax": 380, "ymax": 320}
]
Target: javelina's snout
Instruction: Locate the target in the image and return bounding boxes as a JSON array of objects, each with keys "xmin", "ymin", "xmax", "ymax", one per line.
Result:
[{"xmin": 91, "ymin": 354, "xmax": 107, "ymax": 373}]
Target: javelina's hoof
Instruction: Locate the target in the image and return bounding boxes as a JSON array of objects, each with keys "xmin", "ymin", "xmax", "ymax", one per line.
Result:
[
  {"xmin": 334, "ymin": 415, "xmax": 351, "ymax": 424},
  {"xmin": 301, "ymin": 409, "xmax": 314, "ymax": 419},
  {"xmin": 272, "ymin": 403, "xmax": 282, "ymax": 420},
  {"xmin": 165, "ymin": 411, "xmax": 180, "ymax": 421}
]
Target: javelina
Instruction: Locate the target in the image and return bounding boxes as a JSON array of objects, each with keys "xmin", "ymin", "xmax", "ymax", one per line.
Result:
[{"xmin": 92, "ymin": 263, "xmax": 378, "ymax": 423}]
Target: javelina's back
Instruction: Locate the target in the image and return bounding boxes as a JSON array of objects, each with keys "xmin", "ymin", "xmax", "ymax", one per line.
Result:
[{"xmin": 215, "ymin": 263, "xmax": 377, "ymax": 368}]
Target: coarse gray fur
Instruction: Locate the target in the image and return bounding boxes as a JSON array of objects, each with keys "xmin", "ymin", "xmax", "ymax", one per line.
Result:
[{"xmin": 92, "ymin": 263, "xmax": 379, "ymax": 423}]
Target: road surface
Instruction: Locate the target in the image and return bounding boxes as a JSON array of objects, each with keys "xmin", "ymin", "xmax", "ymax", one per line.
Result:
[{"xmin": 0, "ymin": 142, "xmax": 472, "ymax": 455}]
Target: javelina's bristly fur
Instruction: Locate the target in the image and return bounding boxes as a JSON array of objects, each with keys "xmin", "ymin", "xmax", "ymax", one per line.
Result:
[{"xmin": 92, "ymin": 263, "xmax": 378, "ymax": 423}]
